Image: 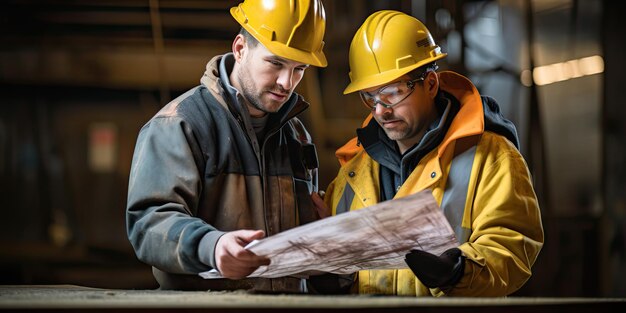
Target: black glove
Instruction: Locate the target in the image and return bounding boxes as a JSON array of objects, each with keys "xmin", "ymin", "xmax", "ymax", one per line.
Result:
[{"xmin": 404, "ymin": 247, "xmax": 465, "ymax": 289}]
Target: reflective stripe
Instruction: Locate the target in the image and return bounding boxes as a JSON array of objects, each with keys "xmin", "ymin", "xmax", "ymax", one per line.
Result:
[
  {"xmin": 441, "ymin": 145, "xmax": 477, "ymax": 244},
  {"xmin": 336, "ymin": 183, "xmax": 355, "ymax": 215}
]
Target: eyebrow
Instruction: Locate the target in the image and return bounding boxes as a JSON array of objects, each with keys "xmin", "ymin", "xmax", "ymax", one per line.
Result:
[{"xmin": 266, "ymin": 55, "xmax": 309, "ymax": 69}]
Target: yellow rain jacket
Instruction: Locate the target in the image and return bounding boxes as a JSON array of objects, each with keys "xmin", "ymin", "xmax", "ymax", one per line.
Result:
[{"xmin": 324, "ymin": 71, "xmax": 544, "ymax": 296}]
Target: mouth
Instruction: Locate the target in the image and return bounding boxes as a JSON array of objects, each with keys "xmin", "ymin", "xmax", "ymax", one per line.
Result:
[
  {"xmin": 381, "ymin": 120, "xmax": 402, "ymax": 128},
  {"xmin": 268, "ymin": 91, "xmax": 288, "ymax": 102}
]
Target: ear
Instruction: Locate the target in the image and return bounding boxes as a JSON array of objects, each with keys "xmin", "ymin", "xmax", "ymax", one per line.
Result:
[
  {"xmin": 232, "ymin": 34, "xmax": 247, "ymax": 63},
  {"xmin": 425, "ymin": 71, "xmax": 439, "ymax": 99}
]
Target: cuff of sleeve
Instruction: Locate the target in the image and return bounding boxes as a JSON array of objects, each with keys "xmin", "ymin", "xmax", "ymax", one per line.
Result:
[{"xmin": 198, "ymin": 230, "xmax": 227, "ymax": 269}]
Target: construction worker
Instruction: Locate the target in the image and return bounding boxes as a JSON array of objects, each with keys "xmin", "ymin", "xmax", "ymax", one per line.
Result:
[
  {"xmin": 126, "ymin": 0, "xmax": 327, "ymax": 293},
  {"xmin": 317, "ymin": 10, "xmax": 544, "ymax": 296}
]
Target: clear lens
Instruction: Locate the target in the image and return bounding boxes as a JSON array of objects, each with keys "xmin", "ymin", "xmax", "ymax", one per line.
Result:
[
  {"xmin": 358, "ymin": 77, "xmax": 422, "ymax": 110},
  {"xmin": 379, "ymin": 82, "xmax": 410, "ymax": 105},
  {"xmin": 359, "ymin": 92, "xmax": 377, "ymax": 109}
]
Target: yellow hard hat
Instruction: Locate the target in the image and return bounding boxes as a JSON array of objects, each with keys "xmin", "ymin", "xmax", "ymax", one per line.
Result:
[
  {"xmin": 231, "ymin": 0, "xmax": 327, "ymax": 67},
  {"xmin": 344, "ymin": 10, "xmax": 447, "ymax": 94}
]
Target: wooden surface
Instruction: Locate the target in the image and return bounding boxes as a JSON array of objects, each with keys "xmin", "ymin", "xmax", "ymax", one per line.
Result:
[{"xmin": 0, "ymin": 285, "xmax": 624, "ymax": 312}]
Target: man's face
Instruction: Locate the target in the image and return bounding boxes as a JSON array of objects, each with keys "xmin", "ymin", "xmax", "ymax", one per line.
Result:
[
  {"xmin": 236, "ymin": 41, "xmax": 309, "ymax": 116},
  {"xmin": 365, "ymin": 74, "xmax": 437, "ymax": 152}
]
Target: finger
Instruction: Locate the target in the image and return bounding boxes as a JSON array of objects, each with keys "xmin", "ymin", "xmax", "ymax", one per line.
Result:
[
  {"xmin": 311, "ymin": 191, "xmax": 322, "ymax": 202},
  {"xmin": 257, "ymin": 255, "xmax": 271, "ymax": 266},
  {"xmin": 216, "ymin": 230, "xmax": 270, "ymax": 277},
  {"xmin": 234, "ymin": 249, "xmax": 271, "ymax": 266},
  {"xmin": 227, "ymin": 266, "xmax": 263, "ymax": 279},
  {"xmin": 216, "ymin": 233, "xmax": 256, "ymax": 267},
  {"xmin": 221, "ymin": 251, "xmax": 270, "ymax": 278},
  {"xmin": 233, "ymin": 229, "xmax": 266, "ymax": 245},
  {"xmin": 223, "ymin": 238, "xmax": 270, "ymax": 265},
  {"xmin": 311, "ymin": 192, "xmax": 331, "ymax": 218},
  {"xmin": 219, "ymin": 251, "xmax": 266, "ymax": 276}
]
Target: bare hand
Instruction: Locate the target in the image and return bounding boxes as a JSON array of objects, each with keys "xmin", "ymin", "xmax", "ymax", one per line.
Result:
[
  {"xmin": 311, "ymin": 191, "xmax": 331, "ymax": 219},
  {"xmin": 214, "ymin": 229, "xmax": 270, "ymax": 279}
]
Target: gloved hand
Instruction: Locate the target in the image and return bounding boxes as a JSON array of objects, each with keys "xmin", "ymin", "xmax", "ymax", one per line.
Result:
[{"xmin": 404, "ymin": 247, "xmax": 465, "ymax": 289}]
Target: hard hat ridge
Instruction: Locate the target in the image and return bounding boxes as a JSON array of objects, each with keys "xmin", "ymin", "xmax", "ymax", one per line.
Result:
[
  {"xmin": 344, "ymin": 10, "xmax": 446, "ymax": 94},
  {"xmin": 231, "ymin": 0, "xmax": 327, "ymax": 67}
]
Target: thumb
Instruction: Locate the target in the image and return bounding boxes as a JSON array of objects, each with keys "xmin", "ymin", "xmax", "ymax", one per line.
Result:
[{"xmin": 234, "ymin": 229, "xmax": 266, "ymax": 244}]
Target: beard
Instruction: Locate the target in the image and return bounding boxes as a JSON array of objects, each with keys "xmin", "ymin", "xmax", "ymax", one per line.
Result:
[
  {"xmin": 237, "ymin": 69, "xmax": 291, "ymax": 114},
  {"xmin": 375, "ymin": 113, "xmax": 430, "ymax": 149},
  {"xmin": 382, "ymin": 125, "xmax": 411, "ymax": 141},
  {"xmin": 375, "ymin": 113, "xmax": 409, "ymax": 140}
]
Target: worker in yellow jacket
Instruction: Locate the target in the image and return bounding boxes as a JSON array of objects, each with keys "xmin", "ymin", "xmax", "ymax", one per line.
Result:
[{"xmin": 315, "ymin": 10, "xmax": 544, "ymax": 296}]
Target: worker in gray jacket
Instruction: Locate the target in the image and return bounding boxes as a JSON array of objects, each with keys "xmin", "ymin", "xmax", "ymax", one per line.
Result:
[{"xmin": 126, "ymin": 0, "xmax": 327, "ymax": 293}]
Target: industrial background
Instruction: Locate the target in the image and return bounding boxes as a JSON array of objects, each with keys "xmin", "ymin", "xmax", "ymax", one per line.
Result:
[{"xmin": 1, "ymin": 0, "xmax": 624, "ymax": 298}]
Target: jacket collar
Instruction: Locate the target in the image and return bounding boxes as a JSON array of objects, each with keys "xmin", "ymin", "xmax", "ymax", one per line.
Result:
[
  {"xmin": 357, "ymin": 93, "xmax": 457, "ymax": 177},
  {"xmin": 335, "ymin": 71, "xmax": 485, "ymax": 164},
  {"xmin": 436, "ymin": 71, "xmax": 484, "ymax": 157}
]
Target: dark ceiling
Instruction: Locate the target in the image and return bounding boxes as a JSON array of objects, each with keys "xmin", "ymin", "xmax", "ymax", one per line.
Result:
[{"xmin": 2, "ymin": 0, "xmax": 239, "ymax": 47}]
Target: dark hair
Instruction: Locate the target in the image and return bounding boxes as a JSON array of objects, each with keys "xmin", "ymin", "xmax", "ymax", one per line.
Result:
[
  {"xmin": 408, "ymin": 62, "xmax": 439, "ymax": 80},
  {"xmin": 238, "ymin": 27, "xmax": 259, "ymax": 48}
]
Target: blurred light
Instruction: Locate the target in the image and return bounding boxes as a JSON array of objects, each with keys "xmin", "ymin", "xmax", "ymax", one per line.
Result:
[
  {"xmin": 521, "ymin": 69, "xmax": 533, "ymax": 86},
  {"xmin": 435, "ymin": 9, "xmax": 453, "ymax": 30},
  {"xmin": 446, "ymin": 30, "xmax": 462, "ymax": 64},
  {"xmin": 578, "ymin": 55, "xmax": 604, "ymax": 75},
  {"xmin": 520, "ymin": 55, "xmax": 604, "ymax": 87}
]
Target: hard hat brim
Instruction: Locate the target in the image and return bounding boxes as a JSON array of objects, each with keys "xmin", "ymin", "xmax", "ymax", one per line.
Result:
[
  {"xmin": 231, "ymin": 7, "xmax": 328, "ymax": 68},
  {"xmin": 342, "ymin": 53, "xmax": 446, "ymax": 94}
]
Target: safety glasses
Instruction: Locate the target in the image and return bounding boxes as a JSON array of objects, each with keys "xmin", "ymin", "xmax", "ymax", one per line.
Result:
[{"xmin": 359, "ymin": 76, "xmax": 425, "ymax": 110}]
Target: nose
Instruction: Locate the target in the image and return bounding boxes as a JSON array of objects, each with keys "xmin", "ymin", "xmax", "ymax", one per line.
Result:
[
  {"xmin": 373, "ymin": 102, "xmax": 392, "ymax": 115},
  {"xmin": 277, "ymin": 69, "xmax": 294, "ymax": 91}
]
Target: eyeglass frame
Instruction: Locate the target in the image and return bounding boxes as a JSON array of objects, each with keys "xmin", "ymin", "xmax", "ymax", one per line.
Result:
[{"xmin": 358, "ymin": 74, "xmax": 427, "ymax": 110}]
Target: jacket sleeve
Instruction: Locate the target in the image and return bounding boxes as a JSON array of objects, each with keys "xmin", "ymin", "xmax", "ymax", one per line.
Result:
[
  {"xmin": 450, "ymin": 134, "xmax": 544, "ymax": 296},
  {"xmin": 126, "ymin": 116, "xmax": 225, "ymax": 274}
]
